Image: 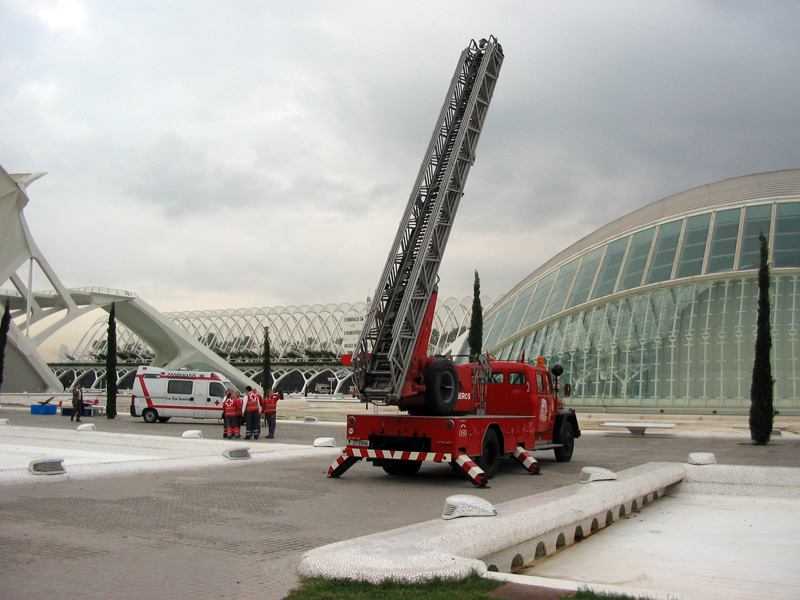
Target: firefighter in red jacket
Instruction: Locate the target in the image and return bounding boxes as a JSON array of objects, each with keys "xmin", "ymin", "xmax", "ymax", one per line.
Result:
[
  {"xmin": 242, "ymin": 385, "xmax": 262, "ymax": 440},
  {"xmin": 222, "ymin": 389, "xmax": 243, "ymax": 439},
  {"xmin": 262, "ymin": 389, "xmax": 280, "ymax": 439}
]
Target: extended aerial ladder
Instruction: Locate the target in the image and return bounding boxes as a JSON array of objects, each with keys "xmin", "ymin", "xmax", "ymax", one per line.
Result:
[{"xmin": 351, "ymin": 36, "xmax": 504, "ymax": 409}]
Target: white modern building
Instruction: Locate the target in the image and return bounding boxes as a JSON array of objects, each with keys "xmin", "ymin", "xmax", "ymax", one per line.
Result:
[{"xmin": 472, "ymin": 170, "xmax": 800, "ymax": 414}]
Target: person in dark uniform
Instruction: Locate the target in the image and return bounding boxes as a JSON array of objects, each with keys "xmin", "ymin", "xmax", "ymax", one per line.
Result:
[{"xmin": 71, "ymin": 383, "xmax": 83, "ymax": 422}]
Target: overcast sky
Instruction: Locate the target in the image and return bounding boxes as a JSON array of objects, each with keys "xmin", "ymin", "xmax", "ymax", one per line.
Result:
[{"xmin": 2, "ymin": 1, "xmax": 800, "ymax": 357}]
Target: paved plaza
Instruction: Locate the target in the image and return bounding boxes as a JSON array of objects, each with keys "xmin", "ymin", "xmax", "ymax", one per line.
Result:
[{"xmin": 1, "ymin": 399, "xmax": 799, "ymax": 600}]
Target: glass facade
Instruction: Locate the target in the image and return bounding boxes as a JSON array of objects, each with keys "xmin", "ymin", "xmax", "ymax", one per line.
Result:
[{"xmin": 474, "ymin": 170, "xmax": 800, "ymax": 413}]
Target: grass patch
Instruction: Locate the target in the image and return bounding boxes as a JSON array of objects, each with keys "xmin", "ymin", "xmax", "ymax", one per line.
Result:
[
  {"xmin": 285, "ymin": 575, "xmax": 649, "ymax": 600},
  {"xmin": 283, "ymin": 573, "xmax": 503, "ymax": 600}
]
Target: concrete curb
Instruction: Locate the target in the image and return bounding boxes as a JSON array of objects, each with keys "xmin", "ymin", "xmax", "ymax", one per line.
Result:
[
  {"xmin": 296, "ymin": 462, "xmax": 684, "ymax": 583},
  {"xmin": 680, "ymin": 463, "xmax": 800, "ymax": 497}
]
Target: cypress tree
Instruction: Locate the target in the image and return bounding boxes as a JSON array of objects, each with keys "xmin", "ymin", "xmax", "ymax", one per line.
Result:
[
  {"xmin": 749, "ymin": 232, "xmax": 774, "ymax": 445},
  {"xmin": 262, "ymin": 326, "xmax": 273, "ymax": 391},
  {"xmin": 106, "ymin": 303, "xmax": 118, "ymax": 418},
  {"xmin": 468, "ymin": 270, "xmax": 483, "ymax": 358},
  {"xmin": 0, "ymin": 302, "xmax": 10, "ymax": 399}
]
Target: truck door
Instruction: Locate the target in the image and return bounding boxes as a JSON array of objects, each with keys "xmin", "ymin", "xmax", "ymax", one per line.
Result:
[
  {"xmin": 507, "ymin": 370, "xmax": 533, "ymax": 415},
  {"xmin": 193, "ymin": 380, "xmax": 227, "ymax": 418},
  {"xmin": 536, "ymin": 372, "xmax": 557, "ymax": 433}
]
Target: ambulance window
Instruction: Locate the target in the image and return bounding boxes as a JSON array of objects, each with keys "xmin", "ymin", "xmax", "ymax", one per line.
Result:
[
  {"xmin": 489, "ymin": 373, "xmax": 504, "ymax": 384},
  {"xmin": 509, "ymin": 372, "xmax": 526, "ymax": 386},
  {"xmin": 209, "ymin": 382, "xmax": 226, "ymax": 397},
  {"xmin": 167, "ymin": 380, "xmax": 193, "ymax": 395}
]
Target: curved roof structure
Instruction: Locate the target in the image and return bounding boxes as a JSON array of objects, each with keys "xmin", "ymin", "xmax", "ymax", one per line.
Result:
[
  {"xmin": 484, "ymin": 169, "xmax": 800, "ymax": 352},
  {"xmin": 73, "ymin": 295, "xmax": 496, "ymax": 363}
]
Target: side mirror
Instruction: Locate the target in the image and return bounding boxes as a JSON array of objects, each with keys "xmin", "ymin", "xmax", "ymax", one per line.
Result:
[{"xmin": 563, "ymin": 383, "xmax": 571, "ymax": 397}]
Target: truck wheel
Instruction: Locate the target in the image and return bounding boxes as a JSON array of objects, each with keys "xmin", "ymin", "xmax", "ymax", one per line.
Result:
[
  {"xmin": 382, "ymin": 460, "xmax": 422, "ymax": 476},
  {"xmin": 157, "ymin": 417, "xmax": 171, "ymax": 423},
  {"xmin": 476, "ymin": 428, "xmax": 501, "ymax": 479},
  {"xmin": 425, "ymin": 358, "xmax": 459, "ymax": 416},
  {"xmin": 554, "ymin": 422, "xmax": 575, "ymax": 462},
  {"xmin": 142, "ymin": 408, "xmax": 158, "ymax": 423}
]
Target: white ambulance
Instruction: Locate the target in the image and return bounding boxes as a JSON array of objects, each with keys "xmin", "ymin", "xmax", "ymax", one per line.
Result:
[{"xmin": 130, "ymin": 366, "xmax": 235, "ymax": 423}]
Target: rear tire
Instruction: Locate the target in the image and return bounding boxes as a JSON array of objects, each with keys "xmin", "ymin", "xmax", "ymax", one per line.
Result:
[
  {"xmin": 476, "ymin": 428, "xmax": 501, "ymax": 479},
  {"xmin": 424, "ymin": 358, "xmax": 459, "ymax": 416},
  {"xmin": 142, "ymin": 408, "xmax": 158, "ymax": 423},
  {"xmin": 381, "ymin": 460, "xmax": 422, "ymax": 476},
  {"xmin": 554, "ymin": 422, "xmax": 575, "ymax": 462}
]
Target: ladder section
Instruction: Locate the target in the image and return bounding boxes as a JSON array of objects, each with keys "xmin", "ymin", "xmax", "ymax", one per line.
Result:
[{"xmin": 353, "ymin": 36, "xmax": 504, "ymax": 405}]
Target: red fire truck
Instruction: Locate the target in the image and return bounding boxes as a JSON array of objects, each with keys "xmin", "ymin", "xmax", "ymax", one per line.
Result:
[{"xmin": 327, "ymin": 36, "xmax": 579, "ymax": 487}]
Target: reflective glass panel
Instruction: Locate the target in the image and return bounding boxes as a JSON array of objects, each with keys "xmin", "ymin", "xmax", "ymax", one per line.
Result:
[
  {"xmin": 738, "ymin": 204, "xmax": 772, "ymax": 270},
  {"xmin": 774, "ymin": 202, "xmax": 800, "ymax": 268},
  {"xmin": 483, "ymin": 298, "xmax": 516, "ymax": 350},
  {"xmin": 501, "ymin": 282, "xmax": 537, "ymax": 339},
  {"xmin": 542, "ymin": 258, "xmax": 580, "ymax": 319},
  {"xmin": 618, "ymin": 227, "xmax": 656, "ymax": 292},
  {"xmin": 566, "ymin": 247, "xmax": 604, "ymax": 309},
  {"xmin": 705, "ymin": 209, "xmax": 741, "ymax": 274},
  {"xmin": 519, "ymin": 269, "xmax": 558, "ymax": 330},
  {"xmin": 590, "ymin": 237, "xmax": 629, "ymax": 300},
  {"xmin": 644, "ymin": 220, "xmax": 682, "ymax": 285}
]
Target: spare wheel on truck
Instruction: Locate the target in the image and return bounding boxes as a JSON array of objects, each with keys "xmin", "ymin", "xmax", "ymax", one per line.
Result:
[{"xmin": 424, "ymin": 358, "xmax": 459, "ymax": 415}]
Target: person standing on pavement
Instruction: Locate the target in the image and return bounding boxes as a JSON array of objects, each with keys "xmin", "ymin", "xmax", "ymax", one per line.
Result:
[
  {"xmin": 71, "ymin": 383, "xmax": 83, "ymax": 422},
  {"xmin": 242, "ymin": 386, "xmax": 262, "ymax": 440},
  {"xmin": 262, "ymin": 389, "xmax": 279, "ymax": 438},
  {"xmin": 222, "ymin": 389, "xmax": 243, "ymax": 439}
]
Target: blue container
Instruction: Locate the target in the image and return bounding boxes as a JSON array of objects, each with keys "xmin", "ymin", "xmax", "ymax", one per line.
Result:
[{"xmin": 31, "ymin": 404, "xmax": 57, "ymax": 415}]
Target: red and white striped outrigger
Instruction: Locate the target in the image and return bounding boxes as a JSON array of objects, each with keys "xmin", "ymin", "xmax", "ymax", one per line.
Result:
[{"xmin": 328, "ymin": 448, "xmax": 490, "ymax": 487}]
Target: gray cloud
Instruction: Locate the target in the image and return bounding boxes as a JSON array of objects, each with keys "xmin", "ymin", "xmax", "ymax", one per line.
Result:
[{"xmin": 2, "ymin": 1, "xmax": 799, "ymax": 358}]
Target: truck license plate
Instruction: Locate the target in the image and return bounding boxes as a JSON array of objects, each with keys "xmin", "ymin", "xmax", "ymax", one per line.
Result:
[{"xmin": 349, "ymin": 439, "xmax": 369, "ymax": 447}]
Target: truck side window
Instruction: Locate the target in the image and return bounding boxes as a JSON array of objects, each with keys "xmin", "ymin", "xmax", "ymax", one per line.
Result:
[
  {"xmin": 209, "ymin": 382, "xmax": 226, "ymax": 397},
  {"xmin": 167, "ymin": 380, "xmax": 193, "ymax": 395},
  {"xmin": 509, "ymin": 372, "xmax": 526, "ymax": 386},
  {"xmin": 537, "ymin": 374, "xmax": 545, "ymax": 394},
  {"xmin": 490, "ymin": 373, "xmax": 504, "ymax": 384}
]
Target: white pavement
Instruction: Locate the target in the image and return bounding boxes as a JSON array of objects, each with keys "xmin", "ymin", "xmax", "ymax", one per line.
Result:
[
  {"xmin": 0, "ymin": 421, "xmax": 340, "ymax": 486},
  {"xmin": 2, "ymin": 413, "xmax": 800, "ymax": 600},
  {"xmin": 511, "ymin": 490, "xmax": 800, "ymax": 600}
]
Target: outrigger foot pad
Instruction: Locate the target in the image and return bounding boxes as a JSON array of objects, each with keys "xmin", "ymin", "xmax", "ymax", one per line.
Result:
[
  {"xmin": 328, "ymin": 453, "xmax": 362, "ymax": 478},
  {"xmin": 452, "ymin": 453, "xmax": 488, "ymax": 488},
  {"xmin": 512, "ymin": 446, "xmax": 540, "ymax": 475}
]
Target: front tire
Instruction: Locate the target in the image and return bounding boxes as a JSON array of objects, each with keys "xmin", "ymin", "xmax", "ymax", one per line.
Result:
[
  {"xmin": 476, "ymin": 428, "xmax": 501, "ymax": 479},
  {"xmin": 554, "ymin": 422, "xmax": 575, "ymax": 462},
  {"xmin": 142, "ymin": 408, "xmax": 158, "ymax": 423}
]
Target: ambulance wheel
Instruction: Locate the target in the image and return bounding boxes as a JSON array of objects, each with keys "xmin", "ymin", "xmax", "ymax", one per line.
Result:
[
  {"xmin": 476, "ymin": 428, "xmax": 501, "ymax": 479},
  {"xmin": 424, "ymin": 358, "xmax": 459, "ymax": 416},
  {"xmin": 142, "ymin": 408, "xmax": 158, "ymax": 423},
  {"xmin": 157, "ymin": 417, "xmax": 171, "ymax": 423},
  {"xmin": 382, "ymin": 460, "xmax": 422, "ymax": 476},
  {"xmin": 554, "ymin": 422, "xmax": 575, "ymax": 463}
]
